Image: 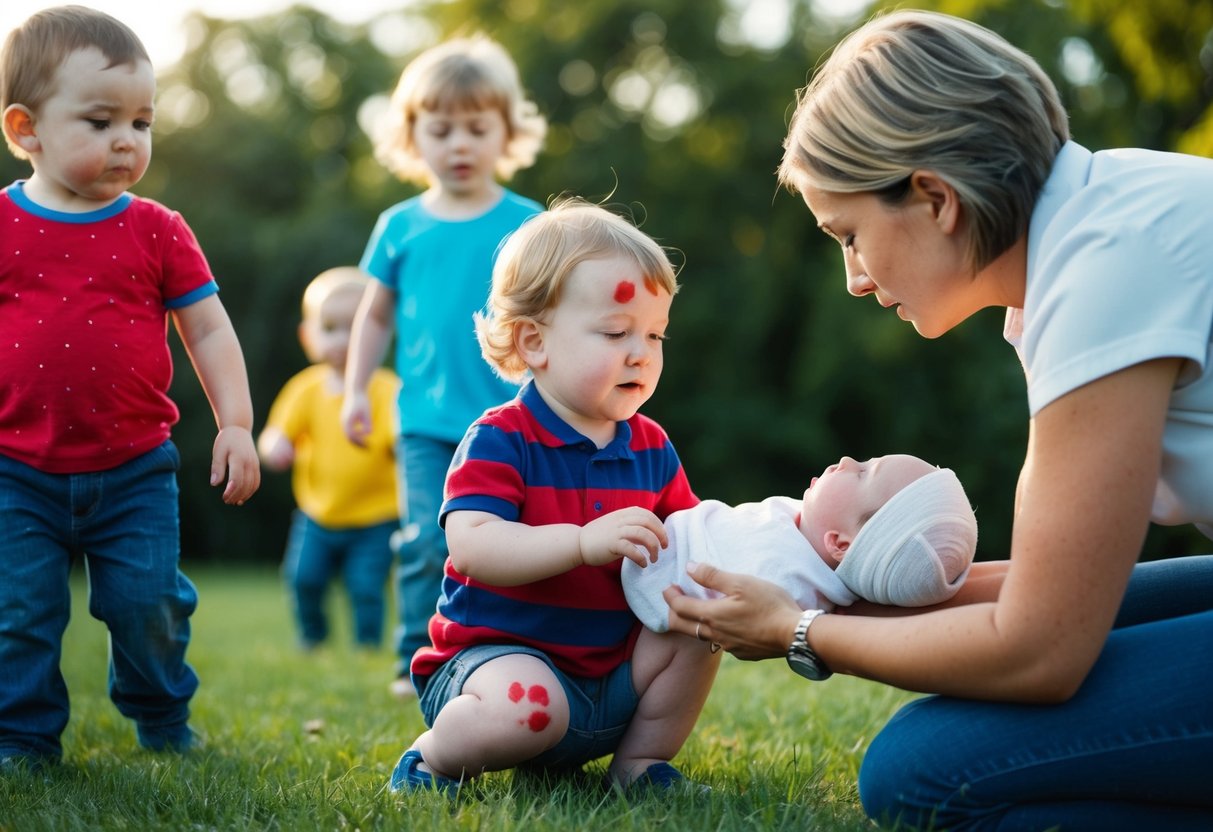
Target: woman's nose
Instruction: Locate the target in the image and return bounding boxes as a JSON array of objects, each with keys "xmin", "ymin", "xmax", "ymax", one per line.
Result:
[{"xmin": 846, "ymin": 269, "xmax": 876, "ymax": 297}]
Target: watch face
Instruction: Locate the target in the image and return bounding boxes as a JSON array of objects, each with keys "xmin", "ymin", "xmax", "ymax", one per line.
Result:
[{"xmin": 787, "ymin": 650, "xmax": 830, "ymax": 681}]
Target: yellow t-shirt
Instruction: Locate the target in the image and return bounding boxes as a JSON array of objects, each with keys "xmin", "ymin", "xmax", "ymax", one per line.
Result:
[{"xmin": 264, "ymin": 364, "xmax": 400, "ymax": 528}]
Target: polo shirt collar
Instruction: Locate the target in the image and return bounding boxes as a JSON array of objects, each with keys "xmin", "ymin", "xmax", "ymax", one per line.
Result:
[
  {"xmin": 1027, "ymin": 140, "xmax": 1092, "ymax": 278},
  {"xmin": 519, "ymin": 380, "xmax": 635, "ymax": 455}
]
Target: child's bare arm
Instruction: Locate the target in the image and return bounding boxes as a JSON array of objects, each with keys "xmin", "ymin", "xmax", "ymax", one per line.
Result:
[
  {"xmin": 172, "ymin": 295, "xmax": 260, "ymax": 505},
  {"xmin": 446, "ymin": 507, "xmax": 669, "ymax": 586},
  {"xmin": 342, "ymin": 281, "xmax": 395, "ymax": 446}
]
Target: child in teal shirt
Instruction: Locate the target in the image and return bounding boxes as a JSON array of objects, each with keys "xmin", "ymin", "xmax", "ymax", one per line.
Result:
[{"xmin": 342, "ymin": 34, "xmax": 547, "ymax": 698}]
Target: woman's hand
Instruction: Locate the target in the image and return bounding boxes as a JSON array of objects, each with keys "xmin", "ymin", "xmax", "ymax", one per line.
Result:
[{"xmin": 663, "ymin": 562, "xmax": 804, "ymax": 660}]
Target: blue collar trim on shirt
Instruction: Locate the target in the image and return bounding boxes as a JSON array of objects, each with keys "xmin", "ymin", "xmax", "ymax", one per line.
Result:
[
  {"xmin": 518, "ymin": 380, "xmax": 635, "ymax": 455},
  {"xmin": 5, "ymin": 180, "xmax": 132, "ymax": 223}
]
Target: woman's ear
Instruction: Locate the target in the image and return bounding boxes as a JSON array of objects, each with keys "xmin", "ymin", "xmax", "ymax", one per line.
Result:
[
  {"xmin": 910, "ymin": 169, "xmax": 961, "ymax": 235},
  {"xmin": 2, "ymin": 104, "xmax": 39, "ymax": 157},
  {"xmin": 513, "ymin": 318, "xmax": 547, "ymax": 371}
]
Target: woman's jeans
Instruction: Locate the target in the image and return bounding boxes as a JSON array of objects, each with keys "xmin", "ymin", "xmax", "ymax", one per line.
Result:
[
  {"xmin": 0, "ymin": 442, "xmax": 198, "ymax": 761},
  {"xmin": 859, "ymin": 555, "xmax": 1213, "ymax": 831},
  {"xmin": 392, "ymin": 435, "xmax": 457, "ymax": 678},
  {"xmin": 282, "ymin": 511, "xmax": 395, "ymax": 647}
]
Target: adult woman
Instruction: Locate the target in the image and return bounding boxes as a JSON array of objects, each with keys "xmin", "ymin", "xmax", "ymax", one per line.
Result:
[{"xmin": 664, "ymin": 10, "xmax": 1213, "ymax": 830}]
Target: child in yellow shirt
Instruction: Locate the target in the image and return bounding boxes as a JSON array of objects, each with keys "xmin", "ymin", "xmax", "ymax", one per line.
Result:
[{"xmin": 259, "ymin": 268, "xmax": 400, "ymax": 650}]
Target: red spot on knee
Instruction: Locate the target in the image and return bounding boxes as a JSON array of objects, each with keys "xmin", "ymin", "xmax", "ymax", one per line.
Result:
[
  {"xmin": 527, "ymin": 685, "xmax": 549, "ymax": 706},
  {"xmin": 508, "ymin": 682, "xmax": 524, "ymax": 702},
  {"xmin": 614, "ymin": 281, "xmax": 635, "ymax": 303},
  {"xmin": 643, "ymin": 276, "xmax": 659, "ymax": 296},
  {"xmin": 527, "ymin": 710, "xmax": 551, "ymax": 732}
]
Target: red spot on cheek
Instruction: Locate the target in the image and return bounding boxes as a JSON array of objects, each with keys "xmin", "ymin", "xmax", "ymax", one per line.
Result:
[
  {"xmin": 613, "ymin": 281, "xmax": 635, "ymax": 303},
  {"xmin": 527, "ymin": 711, "xmax": 551, "ymax": 732},
  {"xmin": 508, "ymin": 682, "xmax": 524, "ymax": 703},
  {"xmin": 527, "ymin": 685, "xmax": 549, "ymax": 706},
  {"xmin": 643, "ymin": 276, "xmax": 659, "ymax": 296}
]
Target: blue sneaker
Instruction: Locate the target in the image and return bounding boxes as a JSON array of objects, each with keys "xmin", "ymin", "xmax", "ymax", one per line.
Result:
[
  {"xmin": 1, "ymin": 752, "xmax": 56, "ymax": 775},
  {"xmin": 624, "ymin": 762, "xmax": 710, "ymax": 795},
  {"xmin": 137, "ymin": 723, "xmax": 200, "ymax": 753},
  {"xmin": 389, "ymin": 748, "xmax": 461, "ymax": 795}
]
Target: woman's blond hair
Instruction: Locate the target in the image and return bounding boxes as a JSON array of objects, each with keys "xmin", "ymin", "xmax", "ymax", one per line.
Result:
[
  {"xmin": 374, "ymin": 34, "xmax": 546, "ymax": 184},
  {"xmin": 778, "ymin": 10, "xmax": 1069, "ymax": 271},
  {"xmin": 477, "ymin": 198, "xmax": 679, "ymax": 382}
]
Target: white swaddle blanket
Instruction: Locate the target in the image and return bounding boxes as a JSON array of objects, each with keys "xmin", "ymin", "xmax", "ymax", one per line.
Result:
[
  {"xmin": 622, "ymin": 497, "xmax": 858, "ymax": 633},
  {"xmin": 622, "ymin": 470, "xmax": 978, "ymax": 632}
]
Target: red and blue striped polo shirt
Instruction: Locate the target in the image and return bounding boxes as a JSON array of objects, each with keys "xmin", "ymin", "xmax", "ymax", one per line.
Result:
[{"xmin": 411, "ymin": 381, "xmax": 697, "ymax": 680}]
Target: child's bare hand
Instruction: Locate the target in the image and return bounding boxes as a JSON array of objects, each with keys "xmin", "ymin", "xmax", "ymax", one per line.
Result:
[
  {"xmin": 256, "ymin": 428, "xmax": 295, "ymax": 472},
  {"xmin": 211, "ymin": 426, "xmax": 260, "ymax": 505},
  {"xmin": 340, "ymin": 392, "xmax": 371, "ymax": 447},
  {"xmin": 577, "ymin": 507, "xmax": 667, "ymax": 568}
]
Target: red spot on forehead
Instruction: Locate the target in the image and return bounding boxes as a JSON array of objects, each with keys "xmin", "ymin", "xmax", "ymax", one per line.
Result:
[
  {"xmin": 643, "ymin": 276, "xmax": 659, "ymax": 296},
  {"xmin": 527, "ymin": 685, "xmax": 549, "ymax": 706},
  {"xmin": 613, "ymin": 281, "xmax": 635, "ymax": 304},
  {"xmin": 507, "ymin": 682, "xmax": 524, "ymax": 702}
]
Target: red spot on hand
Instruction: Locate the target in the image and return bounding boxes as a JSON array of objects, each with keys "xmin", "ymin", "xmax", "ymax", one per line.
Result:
[
  {"xmin": 527, "ymin": 685, "xmax": 549, "ymax": 706},
  {"xmin": 643, "ymin": 276, "xmax": 659, "ymax": 296},
  {"xmin": 508, "ymin": 682, "xmax": 524, "ymax": 703},
  {"xmin": 614, "ymin": 281, "xmax": 635, "ymax": 303},
  {"xmin": 527, "ymin": 710, "xmax": 551, "ymax": 732}
]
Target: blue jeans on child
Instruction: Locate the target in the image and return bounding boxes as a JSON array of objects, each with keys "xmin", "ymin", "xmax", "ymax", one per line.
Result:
[
  {"xmin": 859, "ymin": 555, "xmax": 1213, "ymax": 831},
  {"xmin": 0, "ymin": 441, "xmax": 198, "ymax": 762},
  {"xmin": 282, "ymin": 511, "xmax": 395, "ymax": 647},
  {"xmin": 415, "ymin": 643, "xmax": 640, "ymax": 769},
  {"xmin": 392, "ymin": 435, "xmax": 455, "ymax": 678}
]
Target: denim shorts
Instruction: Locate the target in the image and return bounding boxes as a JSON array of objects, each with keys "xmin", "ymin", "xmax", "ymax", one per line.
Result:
[{"xmin": 414, "ymin": 644, "xmax": 640, "ymax": 769}]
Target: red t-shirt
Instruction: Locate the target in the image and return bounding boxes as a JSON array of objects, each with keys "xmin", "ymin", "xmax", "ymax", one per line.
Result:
[{"xmin": 0, "ymin": 183, "xmax": 218, "ymax": 473}]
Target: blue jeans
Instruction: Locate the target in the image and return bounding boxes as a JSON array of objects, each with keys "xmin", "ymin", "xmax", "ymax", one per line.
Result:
[
  {"xmin": 282, "ymin": 511, "xmax": 395, "ymax": 647},
  {"xmin": 392, "ymin": 435, "xmax": 456, "ymax": 677},
  {"xmin": 0, "ymin": 442, "xmax": 198, "ymax": 761},
  {"xmin": 859, "ymin": 555, "xmax": 1213, "ymax": 831}
]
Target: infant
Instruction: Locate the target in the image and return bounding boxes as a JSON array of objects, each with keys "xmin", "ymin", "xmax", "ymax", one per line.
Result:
[{"xmin": 623, "ymin": 454, "xmax": 978, "ymax": 630}]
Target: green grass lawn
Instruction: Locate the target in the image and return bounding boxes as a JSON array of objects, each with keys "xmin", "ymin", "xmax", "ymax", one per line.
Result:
[{"xmin": 1, "ymin": 564, "xmax": 916, "ymax": 831}]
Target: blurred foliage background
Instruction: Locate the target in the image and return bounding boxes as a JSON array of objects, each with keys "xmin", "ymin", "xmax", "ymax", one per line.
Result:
[{"xmin": 5, "ymin": 0, "xmax": 1211, "ymax": 562}]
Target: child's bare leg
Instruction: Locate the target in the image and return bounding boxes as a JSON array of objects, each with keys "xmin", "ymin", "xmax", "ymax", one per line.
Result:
[
  {"xmin": 607, "ymin": 628, "xmax": 720, "ymax": 785},
  {"xmin": 413, "ymin": 654, "xmax": 569, "ymax": 780}
]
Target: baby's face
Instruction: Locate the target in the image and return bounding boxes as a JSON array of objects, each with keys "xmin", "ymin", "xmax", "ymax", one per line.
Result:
[
  {"xmin": 300, "ymin": 288, "xmax": 361, "ymax": 370},
  {"xmin": 798, "ymin": 454, "xmax": 936, "ymax": 556}
]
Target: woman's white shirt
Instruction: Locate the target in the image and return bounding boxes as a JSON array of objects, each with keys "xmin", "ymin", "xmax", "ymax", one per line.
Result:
[{"xmin": 1004, "ymin": 141, "xmax": 1213, "ymax": 535}]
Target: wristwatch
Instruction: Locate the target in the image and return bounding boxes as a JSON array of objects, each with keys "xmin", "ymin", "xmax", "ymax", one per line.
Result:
[{"xmin": 786, "ymin": 609, "xmax": 832, "ymax": 680}]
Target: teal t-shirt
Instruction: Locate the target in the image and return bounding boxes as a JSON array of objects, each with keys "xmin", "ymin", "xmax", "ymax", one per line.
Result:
[{"xmin": 359, "ymin": 189, "xmax": 541, "ymax": 443}]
